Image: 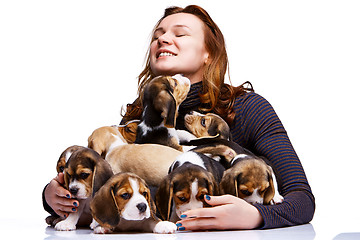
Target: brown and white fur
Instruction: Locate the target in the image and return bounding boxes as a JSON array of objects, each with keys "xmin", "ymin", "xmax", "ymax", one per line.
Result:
[
  {"xmin": 135, "ymin": 74, "xmax": 191, "ymax": 151},
  {"xmin": 184, "ymin": 111, "xmax": 231, "ymax": 140},
  {"xmin": 183, "ymin": 138, "xmax": 284, "ymax": 205},
  {"xmin": 88, "ymin": 125, "xmax": 182, "ymax": 186},
  {"xmin": 90, "ymin": 173, "xmax": 177, "ymax": 234},
  {"xmin": 54, "ymin": 147, "xmax": 113, "ymax": 231},
  {"xmin": 155, "ymin": 151, "xmax": 224, "ymax": 222},
  {"xmin": 220, "ymin": 157, "xmax": 283, "ymax": 205}
]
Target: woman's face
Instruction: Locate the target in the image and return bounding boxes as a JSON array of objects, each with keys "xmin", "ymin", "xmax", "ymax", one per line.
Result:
[{"xmin": 150, "ymin": 13, "xmax": 209, "ymax": 84}]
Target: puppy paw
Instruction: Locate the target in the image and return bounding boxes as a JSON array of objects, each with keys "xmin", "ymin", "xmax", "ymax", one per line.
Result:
[
  {"xmin": 271, "ymin": 193, "xmax": 284, "ymax": 205},
  {"xmin": 90, "ymin": 219, "xmax": 99, "ymax": 230},
  {"xmin": 93, "ymin": 226, "xmax": 112, "ymax": 234},
  {"xmin": 54, "ymin": 219, "xmax": 76, "ymax": 231},
  {"xmin": 153, "ymin": 221, "xmax": 177, "ymax": 234}
]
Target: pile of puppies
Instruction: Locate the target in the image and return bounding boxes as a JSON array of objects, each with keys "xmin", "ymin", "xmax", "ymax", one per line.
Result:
[{"xmin": 47, "ymin": 74, "xmax": 283, "ymax": 234}]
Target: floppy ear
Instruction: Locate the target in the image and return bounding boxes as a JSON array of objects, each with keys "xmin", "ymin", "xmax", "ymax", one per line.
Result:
[
  {"xmin": 263, "ymin": 171, "xmax": 275, "ymax": 205},
  {"xmin": 220, "ymin": 170, "xmax": 240, "ymax": 197},
  {"xmin": 207, "ymin": 173, "xmax": 220, "ymax": 196},
  {"xmin": 155, "ymin": 176, "xmax": 174, "ymax": 221},
  {"xmin": 90, "ymin": 180, "xmax": 120, "ymax": 229},
  {"xmin": 155, "ymin": 90, "xmax": 177, "ymax": 128},
  {"xmin": 91, "ymin": 155, "xmax": 113, "ymax": 196},
  {"xmin": 144, "ymin": 185, "xmax": 158, "ymax": 221}
]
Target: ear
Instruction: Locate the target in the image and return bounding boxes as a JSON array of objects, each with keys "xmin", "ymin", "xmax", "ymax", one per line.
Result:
[
  {"xmin": 220, "ymin": 169, "xmax": 242, "ymax": 197},
  {"xmin": 155, "ymin": 176, "xmax": 174, "ymax": 221},
  {"xmin": 163, "ymin": 91, "xmax": 177, "ymax": 128},
  {"xmin": 90, "ymin": 180, "xmax": 120, "ymax": 229},
  {"xmin": 145, "ymin": 185, "xmax": 158, "ymax": 221},
  {"xmin": 92, "ymin": 156, "xmax": 113, "ymax": 196},
  {"xmin": 219, "ymin": 170, "xmax": 239, "ymax": 197},
  {"xmin": 207, "ymin": 174, "xmax": 220, "ymax": 196},
  {"xmin": 263, "ymin": 171, "xmax": 275, "ymax": 205}
]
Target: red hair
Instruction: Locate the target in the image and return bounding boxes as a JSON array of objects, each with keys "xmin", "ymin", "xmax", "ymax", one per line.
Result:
[{"xmin": 122, "ymin": 5, "xmax": 253, "ymax": 125}]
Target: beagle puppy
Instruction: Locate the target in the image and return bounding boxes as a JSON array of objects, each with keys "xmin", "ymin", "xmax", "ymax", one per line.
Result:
[
  {"xmin": 54, "ymin": 147, "xmax": 113, "ymax": 231},
  {"xmin": 182, "ymin": 138, "xmax": 284, "ymax": 205},
  {"xmin": 90, "ymin": 172, "xmax": 177, "ymax": 234},
  {"xmin": 155, "ymin": 151, "xmax": 224, "ymax": 222},
  {"xmin": 88, "ymin": 125, "xmax": 183, "ymax": 186},
  {"xmin": 220, "ymin": 157, "xmax": 284, "ymax": 205},
  {"xmin": 56, "ymin": 145, "xmax": 84, "ymax": 173},
  {"xmin": 87, "ymin": 121, "xmax": 139, "ymax": 158},
  {"xmin": 184, "ymin": 111, "xmax": 231, "ymax": 141},
  {"xmin": 135, "ymin": 74, "xmax": 191, "ymax": 151}
]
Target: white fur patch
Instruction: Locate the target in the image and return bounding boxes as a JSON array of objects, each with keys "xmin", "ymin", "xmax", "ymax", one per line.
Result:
[
  {"xmin": 230, "ymin": 154, "xmax": 249, "ymax": 165},
  {"xmin": 170, "ymin": 152, "xmax": 206, "ymax": 172},
  {"xmin": 172, "ymin": 74, "xmax": 190, "ymax": 86},
  {"xmin": 69, "ymin": 180, "xmax": 87, "ymax": 199},
  {"xmin": 65, "ymin": 151, "xmax": 72, "ymax": 163},
  {"xmin": 176, "ymin": 179, "xmax": 203, "ymax": 218},
  {"xmin": 244, "ymin": 188, "xmax": 263, "ymax": 204},
  {"xmin": 121, "ymin": 178, "xmax": 150, "ymax": 221},
  {"xmin": 271, "ymin": 172, "xmax": 284, "ymax": 205},
  {"xmin": 106, "ymin": 133, "xmax": 127, "ymax": 157}
]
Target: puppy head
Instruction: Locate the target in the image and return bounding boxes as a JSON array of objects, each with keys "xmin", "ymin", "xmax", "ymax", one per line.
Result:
[
  {"xmin": 144, "ymin": 75, "xmax": 190, "ymax": 128},
  {"xmin": 63, "ymin": 147, "xmax": 113, "ymax": 199},
  {"xmin": 156, "ymin": 165, "xmax": 218, "ymax": 220},
  {"xmin": 88, "ymin": 126, "xmax": 127, "ymax": 158},
  {"xmin": 117, "ymin": 120, "xmax": 139, "ymax": 144},
  {"xmin": 91, "ymin": 173, "xmax": 155, "ymax": 229},
  {"xmin": 57, "ymin": 145, "xmax": 84, "ymax": 173},
  {"xmin": 184, "ymin": 111, "xmax": 231, "ymax": 140},
  {"xmin": 220, "ymin": 158, "xmax": 275, "ymax": 205}
]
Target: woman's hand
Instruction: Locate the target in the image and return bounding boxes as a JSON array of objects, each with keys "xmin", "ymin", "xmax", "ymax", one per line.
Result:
[
  {"xmin": 176, "ymin": 194, "xmax": 263, "ymax": 231},
  {"xmin": 44, "ymin": 173, "xmax": 79, "ymax": 218}
]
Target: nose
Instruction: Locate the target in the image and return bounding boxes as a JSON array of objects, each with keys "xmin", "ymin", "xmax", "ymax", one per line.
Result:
[
  {"xmin": 136, "ymin": 203, "xmax": 147, "ymax": 213},
  {"xmin": 157, "ymin": 33, "xmax": 173, "ymax": 46},
  {"xmin": 70, "ymin": 187, "xmax": 79, "ymax": 196}
]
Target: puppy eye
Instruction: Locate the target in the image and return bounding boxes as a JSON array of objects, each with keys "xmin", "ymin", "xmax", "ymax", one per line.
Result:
[
  {"xmin": 142, "ymin": 191, "xmax": 148, "ymax": 197},
  {"xmin": 198, "ymin": 194, "xmax": 204, "ymax": 200},
  {"xmin": 178, "ymin": 196, "xmax": 187, "ymax": 202},
  {"xmin": 240, "ymin": 190, "xmax": 252, "ymax": 196},
  {"xmin": 201, "ymin": 118, "xmax": 206, "ymax": 127},
  {"xmin": 80, "ymin": 173, "xmax": 90, "ymax": 179},
  {"xmin": 121, "ymin": 193, "xmax": 131, "ymax": 200}
]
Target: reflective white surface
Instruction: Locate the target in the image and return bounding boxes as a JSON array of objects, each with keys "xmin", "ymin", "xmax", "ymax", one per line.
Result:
[{"xmin": 0, "ymin": 218, "xmax": 358, "ymax": 240}]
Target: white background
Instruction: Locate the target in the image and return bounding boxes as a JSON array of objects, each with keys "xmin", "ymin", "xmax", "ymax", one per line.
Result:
[{"xmin": 0, "ymin": 0, "xmax": 359, "ymax": 239}]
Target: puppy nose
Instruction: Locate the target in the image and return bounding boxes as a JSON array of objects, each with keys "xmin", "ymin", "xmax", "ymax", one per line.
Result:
[
  {"xmin": 136, "ymin": 203, "xmax": 147, "ymax": 213},
  {"xmin": 70, "ymin": 188, "xmax": 79, "ymax": 195}
]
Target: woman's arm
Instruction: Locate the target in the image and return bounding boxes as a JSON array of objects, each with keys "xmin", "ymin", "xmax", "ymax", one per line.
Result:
[{"xmin": 232, "ymin": 92, "xmax": 315, "ymax": 228}]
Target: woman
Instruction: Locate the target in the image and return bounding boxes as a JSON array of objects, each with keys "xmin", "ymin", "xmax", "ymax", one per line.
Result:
[{"xmin": 43, "ymin": 5, "xmax": 315, "ymax": 230}]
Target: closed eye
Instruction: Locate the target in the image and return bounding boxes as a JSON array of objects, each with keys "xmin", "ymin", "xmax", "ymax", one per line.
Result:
[
  {"xmin": 240, "ymin": 190, "xmax": 252, "ymax": 196},
  {"xmin": 80, "ymin": 173, "xmax": 90, "ymax": 179}
]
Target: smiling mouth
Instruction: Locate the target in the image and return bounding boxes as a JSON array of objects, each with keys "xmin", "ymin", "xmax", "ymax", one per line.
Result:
[{"xmin": 157, "ymin": 51, "xmax": 177, "ymax": 58}]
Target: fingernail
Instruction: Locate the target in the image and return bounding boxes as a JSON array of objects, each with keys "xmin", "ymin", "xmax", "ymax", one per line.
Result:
[
  {"xmin": 176, "ymin": 223, "xmax": 182, "ymax": 227},
  {"xmin": 178, "ymin": 227, "xmax": 185, "ymax": 231},
  {"xmin": 73, "ymin": 202, "xmax": 78, "ymax": 207},
  {"xmin": 64, "ymin": 214, "xmax": 67, "ymax": 218},
  {"xmin": 66, "ymin": 194, "xmax": 70, "ymax": 198},
  {"xmin": 72, "ymin": 208, "xmax": 76, "ymax": 212},
  {"xmin": 205, "ymin": 195, "xmax": 211, "ymax": 201},
  {"xmin": 180, "ymin": 214, "xmax": 187, "ymax": 219}
]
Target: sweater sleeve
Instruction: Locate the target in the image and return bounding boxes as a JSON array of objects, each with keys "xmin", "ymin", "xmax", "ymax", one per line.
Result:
[{"xmin": 231, "ymin": 93, "xmax": 315, "ymax": 229}]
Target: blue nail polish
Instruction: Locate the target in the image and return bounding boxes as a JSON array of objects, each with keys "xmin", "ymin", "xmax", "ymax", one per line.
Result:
[
  {"xmin": 180, "ymin": 214, "xmax": 187, "ymax": 219},
  {"xmin": 73, "ymin": 202, "xmax": 77, "ymax": 207},
  {"xmin": 66, "ymin": 194, "xmax": 70, "ymax": 198},
  {"xmin": 176, "ymin": 223, "xmax": 182, "ymax": 227},
  {"xmin": 205, "ymin": 195, "xmax": 211, "ymax": 201},
  {"xmin": 64, "ymin": 215, "xmax": 67, "ymax": 218},
  {"xmin": 72, "ymin": 208, "xmax": 76, "ymax": 212},
  {"xmin": 179, "ymin": 227, "xmax": 185, "ymax": 231}
]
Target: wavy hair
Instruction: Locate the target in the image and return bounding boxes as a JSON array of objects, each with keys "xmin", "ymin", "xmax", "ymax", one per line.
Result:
[{"xmin": 122, "ymin": 5, "xmax": 253, "ymax": 125}]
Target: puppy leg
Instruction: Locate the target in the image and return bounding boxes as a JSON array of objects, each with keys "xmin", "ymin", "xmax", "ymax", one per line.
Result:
[
  {"xmin": 153, "ymin": 221, "xmax": 177, "ymax": 234},
  {"xmin": 270, "ymin": 173, "xmax": 284, "ymax": 205},
  {"xmin": 93, "ymin": 225, "xmax": 113, "ymax": 234},
  {"xmin": 54, "ymin": 211, "xmax": 81, "ymax": 231}
]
